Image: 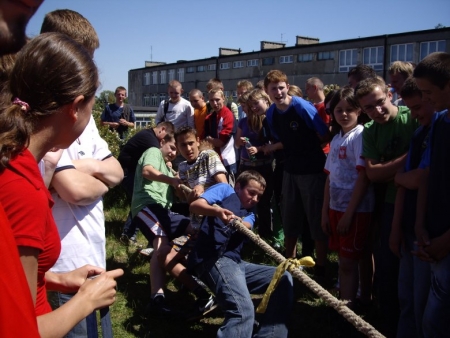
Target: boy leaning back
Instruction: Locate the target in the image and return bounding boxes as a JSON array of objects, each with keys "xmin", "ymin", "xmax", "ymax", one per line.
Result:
[{"xmin": 188, "ymin": 171, "xmax": 293, "ymax": 337}]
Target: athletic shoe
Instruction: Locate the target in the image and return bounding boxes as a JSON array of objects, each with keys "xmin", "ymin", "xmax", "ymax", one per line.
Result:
[
  {"xmin": 139, "ymin": 247, "xmax": 154, "ymax": 257},
  {"xmin": 187, "ymin": 295, "xmax": 218, "ymax": 321}
]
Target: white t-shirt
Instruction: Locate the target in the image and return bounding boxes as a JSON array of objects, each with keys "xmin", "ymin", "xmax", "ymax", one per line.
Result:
[
  {"xmin": 50, "ymin": 116, "xmax": 111, "ymax": 272},
  {"xmin": 324, "ymin": 125, "xmax": 374, "ymax": 212},
  {"xmin": 155, "ymin": 97, "xmax": 194, "ymax": 130}
]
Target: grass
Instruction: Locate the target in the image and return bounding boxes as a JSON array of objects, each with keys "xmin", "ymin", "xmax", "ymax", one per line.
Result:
[{"xmin": 104, "ymin": 207, "xmax": 382, "ymax": 338}]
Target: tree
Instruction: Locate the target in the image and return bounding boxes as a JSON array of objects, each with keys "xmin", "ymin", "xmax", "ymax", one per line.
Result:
[
  {"xmin": 95, "ymin": 90, "xmax": 115, "ymax": 111},
  {"xmin": 435, "ymin": 23, "xmax": 446, "ymax": 29}
]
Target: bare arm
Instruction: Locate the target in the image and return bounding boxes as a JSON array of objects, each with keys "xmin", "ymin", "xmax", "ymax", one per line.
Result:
[
  {"xmin": 390, "ymin": 186, "xmax": 405, "ymax": 258},
  {"xmin": 72, "ymin": 157, "xmax": 123, "ymax": 188},
  {"xmin": 234, "ymin": 127, "xmax": 244, "ymax": 148},
  {"xmin": 321, "ymin": 176, "xmax": 331, "ymax": 236},
  {"xmin": 142, "ymin": 164, "xmax": 181, "ymax": 188},
  {"xmin": 365, "ymin": 154, "xmax": 407, "ymax": 183},
  {"xmin": 395, "ymin": 168, "xmax": 422, "ymax": 191}
]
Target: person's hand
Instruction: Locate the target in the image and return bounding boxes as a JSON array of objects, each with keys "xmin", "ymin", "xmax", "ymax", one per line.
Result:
[
  {"xmin": 78, "ymin": 269, "xmax": 124, "ymax": 311},
  {"xmin": 337, "ymin": 212, "xmax": 353, "ymax": 235},
  {"xmin": 215, "ymin": 207, "xmax": 235, "ymax": 224},
  {"xmin": 118, "ymin": 118, "xmax": 128, "ymax": 126},
  {"xmin": 109, "ymin": 122, "xmax": 119, "ymax": 129},
  {"xmin": 58, "ymin": 265, "xmax": 106, "ymax": 293},
  {"xmin": 170, "ymin": 177, "xmax": 183, "ymax": 189},
  {"xmin": 187, "ymin": 185, "xmax": 204, "ymax": 204},
  {"xmin": 412, "ymin": 225, "xmax": 432, "ymax": 262},
  {"xmin": 321, "ymin": 210, "xmax": 330, "ymax": 236},
  {"xmin": 247, "ymin": 146, "xmax": 258, "ymax": 156},
  {"xmin": 423, "ymin": 234, "xmax": 450, "ymax": 262},
  {"xmin": 166, "ymin": 161, "xmax": 173, "ymax": 169},
  {"xmin": 389, "ymin": 227, "xmax": 403, "ymax": 258},
  {"xmin": 42, "ymin": 148, "xmax": 63, "ymax": 168},
  {"xmin": 240, "ymin": 137, "xmax": 248, "ymax": 144},
  {"xmin": 261, "ymin": 144, "xmax": 275, "ymax": 155}
]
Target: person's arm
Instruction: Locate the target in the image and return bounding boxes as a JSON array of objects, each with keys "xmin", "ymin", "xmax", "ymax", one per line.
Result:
[
  {"xmin": 389, "ymin": 186, "xmax": 405, "ymax": 258},
  {"xmin": 71, "ymin": 156, "xmax": 123, "ymax": 188},
  {"xmin": 41, "ymin": 149, "xmax": 63, "ymax": 187},
  {"xmin": 413, "ymin": 168, "xmax": 431, "ymax": 261},
  {"xmin": 100, "ymin": 107, "xmax": 119, "ymax": 129},
  {"xmin": 190, "ymin": 197, "xmax": 235, "ymax": 224},
  {"xmin": 261, "ymin": 142, "xmax": 283, "ymax": 155},
  {"xmin": 321, "ymin": 175, "xmax": 331, "ymax": 236},
  {"xmin": 234, "ymin": 127, "xmax": 244, "ymax": 148},
  {"xmin": 395, "ymin": 168, "xmax": 422, "ymax": 190},
  {"xmin": 45, "ymin": 265, "xmax": 105, "ymax": 293},
  {"xmin": 364, "ymin": 154, "xmax": 407, "ymax": 182},
  {"xmin": 142, "ymin": 164, "xmax": 181, "ymax": 188},
  {"xmin": 154, "ymin": 101, "xmax": 164, "ymax": 125},
  {"xmin": 187, "ymin": 104, "xmax": 195, "ymax": 128},
  {"xmin": 424, "ymin": 229, "xmax": 450, "ymax": 262}
]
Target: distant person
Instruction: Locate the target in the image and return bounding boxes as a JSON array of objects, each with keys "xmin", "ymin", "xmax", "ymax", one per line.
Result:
[
  {"xmin": 347, "ymin": 64, "xmax": 377, "ymax": 89},
  {"xmin": 189, "ymin": 89, "xmax": 208, "ymax": 140},
  {"xmin": 388, "ymin": 61, "xmax": 414, "ymax": 106},
  {"xmin": 288, "ymin": 84, "xmax": 303, "ymax": 97},
  {"xmin": 101, "ymin": 86, "xmax": 136, "ymax": 139},
  {"xmin": 236, "ymin": 79, "xmax": 253, "ymax": 120},
  {"xmin": 206, "ymin": 78, "xmax": 239, "ymax": 119}
]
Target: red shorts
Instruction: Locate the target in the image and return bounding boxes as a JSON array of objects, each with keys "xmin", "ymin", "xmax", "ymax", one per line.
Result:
[{"xmin": 328, "ymin": 209, "xmax": 371, "ymax": 260}]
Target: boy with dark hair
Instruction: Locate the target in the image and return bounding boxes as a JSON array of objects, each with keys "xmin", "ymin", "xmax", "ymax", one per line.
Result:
[
  {"xmin": 348, "ymin": 64, "xmax": 377, "ymax": 89},
  {"xmin": 355, "ymin": 76, "xmax": 419, "ymax": 336},
  {"xmin": 389, "ymin": 76, "xmax": 434, "ymax": 337},
  {"xmin": 264, "ymin": 70, "xmax": 329, "ymax": 280},
  {"xmin": 101, "ymin": 86, "xmax": 136, "ymax": 139},
  {"xmin": 188, "ymin": 170, "xmax": 293, "ymax": 337},
  {"xmin": 413, "ymin": 51, "xmax": 450, "ymax": 337}
]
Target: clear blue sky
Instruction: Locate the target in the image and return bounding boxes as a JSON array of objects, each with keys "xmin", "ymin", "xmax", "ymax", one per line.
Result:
[{"xmin": 26, "ymin": 0, "xmax": 449, "ymax": 94}]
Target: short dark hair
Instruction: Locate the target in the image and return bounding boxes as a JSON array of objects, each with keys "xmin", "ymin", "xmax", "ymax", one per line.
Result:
[
  {"xmin": 413, "ymin": 52, "xmax": 450, "ymax": 89},
  {"xmin": 400, "ymin": 77, "xmax": 422, "ymax": 99},
  {"xmin": 174, "ymin": 126, "xmax": 197, "ymax": 142},
  {"xmin": 348, "ymin": 64, "xmax": 377, "ymax": 82},
  {"xmin": 236, "ymin": 170, "xmax": 266, "ymax": 190}
]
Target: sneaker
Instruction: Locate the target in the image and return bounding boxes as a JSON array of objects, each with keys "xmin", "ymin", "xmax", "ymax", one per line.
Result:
[
  {"xmin": 187, "ymin": 295, "xmax": 218, "ymax": 321},
  {"xmin": 146, "ymin": 297, "xmax": 185, "ymax": 320},
  {"xmin": 139, "ymin": 247, "xmax": 154, "ymax": 257}
]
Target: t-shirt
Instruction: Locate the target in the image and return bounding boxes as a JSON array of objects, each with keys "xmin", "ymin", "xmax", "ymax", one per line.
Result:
[
  {"xmin": 324, "ymin": 125, "xmax": 374, "ymax": 212},
  {"xmin": 238, "ymin": 117, "xmax": 271, "ymax": 161},
  {"xmin": 194, "ymin": 105, "xmax": 208, "ymax": 140},
  {"xmin": 314, "ymin": 101, "xmax": 330, "ymax": 154},
  {"xmin": 362, "ymin": 106, "xmax": 418, "ymax": 203},
  {"xmin": 118, "ymin": 128, "xmax": 160, "ymax": 174},
  {"xmin": 101, "ymin": 103, "xmax": 136, "ymax": 138},
  {"xmin": 266, "ymin": 96, "xmax": 328, "ymax": 174},
  {"xmin": 178, "ymin": 149, "xmax": 227, "ymax": 189},
  {"xmin": 51, "ymin": 116, "xmax": 111, "ymax": 272},
  {"xmin": 0, "ymin": 149, "xmax": 61, "ymax": 316},
  {"xmin": 131, "ymin": 147, "xmax": 174, "ymax": 217},
  {"xmin": 0, "ymin": 204, "xmax": 40, "ymax": 337},
  {"xmin": 155, "ymin": 98, "xmax": 194, "ymax": 130}
]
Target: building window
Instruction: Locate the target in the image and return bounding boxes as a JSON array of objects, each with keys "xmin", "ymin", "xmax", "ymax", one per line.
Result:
[
  {"xmin": 152, "ymin": 71, "xmax": 158, "ymax": 84},
  {"xmin": 220, "ymin": 62, "xmax": 230, "ymax": 70},
  {"xmin": 159, "ymin": 93, "xmax": 166, "ymax": 103},
  {"xmin": 279, "ymin": 55, "xmax": 293, "ymax": 64},
  {"xmin": 168, "ymin": 69, "xmax": 175, "ymax": 82},
  {"xmin": 232, "ymin": 61, "xmax": 244, "ymax": 68},
  {"xmin": 420, "ymin": 40, "xmax": 446, "ymax": 60},
  {"xmin": 143, "ymin": 94, "xmax": 150, "ymax": 106},
  {"xmin": 177, "ymin": 68, "xmax": 184, "ymax": 82},
  {"xmin": 318, "ymin": 51, "xmax": 334, "ymax": 60},
  {"xmin": 390, "ymin": 43, "xmax": 414, "ymax": 63},
  {"xmin": 262, "ymin": 57, "xmax": 274, "ymax": 66},
  {"xmin": 247, "ymin": 59, "xmax": 258, "ymax": 67},
  {"xmin": 143, "ymin": 72, "xmax": 150, "ymax": 85},
  {"xmin": 339, "ymin": 49, "xmax": 358, "ymax": 72},
  {"xmin": 135, "ymin": 117, "xmax": 152, "ymax": 129},
  {"xmin": 197, "ymin": 65, "xmax": 207, "ymax": 72},
  {"xmin": 232, "ymin": 90, "xmax": 237, "ymax": 98},
  {"xmin": 298, "ymin": 53, "xmax": 314, "ymax": 62},
  {"xmin": 151, "ymin": 94, "xmax": 158, "ymax": 106},
  {"xmin": 160, "ymin": 70, "xmax": 166, "ymax": 84},
  {"xmin": 208, "ymin": 64, "xmax": 216, "ymax": 71},
  {"xmin": 186, "ymin": 66, "xmax": 195, "ymax": 73},
  {"xmin": 363, "ymin": 46, "xmax": 384, "ymax": 71}
]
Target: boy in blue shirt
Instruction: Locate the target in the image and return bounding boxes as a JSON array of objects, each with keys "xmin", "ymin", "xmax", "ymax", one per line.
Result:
[{"xmin": 188, "ymin": 170, "xmax": 293, "ymax": 337}]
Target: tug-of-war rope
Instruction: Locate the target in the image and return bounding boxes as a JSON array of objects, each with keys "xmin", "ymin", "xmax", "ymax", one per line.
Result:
[{"xmin": 178, "ymin": 183, "xmax": 384, "ymax": 338}]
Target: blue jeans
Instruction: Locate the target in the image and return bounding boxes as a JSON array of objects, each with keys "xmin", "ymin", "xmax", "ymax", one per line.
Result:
[
  {"xmin": 422, "ymin": 253, "xmax": 450, "ymax": 338},
  {"xmin": 121, "ymin": 171, "xmax": 139, "ymax": 239},
  {"xmin": 198, "ymin": 256, "xmax": 293, "ymax": 338},
  {"xmin": 397, "ymin": 233, "xmax": 431, "ymax": 338}
]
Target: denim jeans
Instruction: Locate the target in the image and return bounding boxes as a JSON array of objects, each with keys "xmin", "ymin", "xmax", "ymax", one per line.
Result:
[
  {"xmin": 422, "ymin": 253, "xmax": 450, "ymax": 338},
  {"xmin": 120, "ymin": 171, "xmax": 139, "ymax": 239},
  {"xmin": 397, "ymin": 233, "xmax": 431, "ymax": 338},
  {"xmin": 199, "ymin": 256, "xmax": 293, "ymax": 338}
]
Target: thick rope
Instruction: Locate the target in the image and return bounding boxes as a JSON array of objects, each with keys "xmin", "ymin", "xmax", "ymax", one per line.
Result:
[{"xmin": 179, "ymin": 183, "xmax": 384, "ymax": 338}]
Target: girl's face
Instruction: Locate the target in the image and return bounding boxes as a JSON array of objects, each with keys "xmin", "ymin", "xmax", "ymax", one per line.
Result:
[
  {"xmin": 333, "ymin": 99, "xmax": 360, "ymax": 134},
  {"xmin": 209, "ymin": 92, "xmax": 224, "ymax": 112},
  {"xmin": 250, "ymin": 98, "xmax": 269, "ymax": 116},
  {"xmin": 160, "ymin": 139, "xmax": 177, "ymax": 162}
]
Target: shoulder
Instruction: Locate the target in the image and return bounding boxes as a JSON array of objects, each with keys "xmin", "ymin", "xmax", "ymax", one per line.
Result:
[{"xmin": 201, "ymin": 183, "xmax": 234, "ymax": 203}]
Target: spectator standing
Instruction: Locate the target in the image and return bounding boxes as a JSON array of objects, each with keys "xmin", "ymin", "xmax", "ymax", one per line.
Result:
[{"xmin": 101, "ymin": 86, "xmax": 136, "ymax": 139}]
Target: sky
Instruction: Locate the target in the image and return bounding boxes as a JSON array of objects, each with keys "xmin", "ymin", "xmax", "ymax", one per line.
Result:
[{"xmin": 26, "ymin": 0, "xmax": 450, "ymax": 94}]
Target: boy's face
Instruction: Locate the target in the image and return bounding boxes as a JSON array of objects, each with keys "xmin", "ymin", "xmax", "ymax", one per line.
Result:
[
  {"xmin": 415, "ymin": 77, "xmax": 450, "ymax": 112},
  {"xmin": 235, "ymin": 179, "xmax": 264, "ymax": 209},
  {"xmin": 266, "ymin": 82, "xmax": 290, "ymax": 108},
  {"xmin": 389, "ymin": 72, "xmax": 406, "ymax": 94},
  {"xmin": 304, "ymin": 83, "xmax": 315, "ymax": 100},
  {"xmin": 403, "ymin": 95, "xmax": 435, "ymax": 127},
  {"xmin": 208, "ymin": 92, "xmax": 224, "ymax": 112},
  {"xmin": 160, "ymin": 139, "xmax": 177, "ymax": 162},
  {"xmin": 358, "ymin": 86, "xmax": 395, "ymax": 124},
  {"xmin": 237, "ymin": 87, "xmax": 247, "ymax": 98},
  {"xmin": 115, "ymin": 90, "xmax": 126, "ymax": 104},
  {"xmin": 168, "ymin": 85, "xmax": 183, "ymax": 103},
  {"xmin": 189, "ymin": 93, "xmax": 204, "ymax": 109},
  {"xmin": 176, "ymin": 133, "xmax": 200, "ymax": 163}
]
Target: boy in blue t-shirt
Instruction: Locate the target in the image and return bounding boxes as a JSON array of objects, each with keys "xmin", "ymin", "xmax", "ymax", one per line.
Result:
[{"xmin": 188, "ymin": 170, "xmax": 293, "ymax": 337}]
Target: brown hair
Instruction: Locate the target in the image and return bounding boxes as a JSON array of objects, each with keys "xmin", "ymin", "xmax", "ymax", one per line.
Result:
[
  {"xmin": 354, "ymin": 76, "xmax": 388, "ymax": 100},
  {"xmin": 388, "ymin": 61, "xmax": 414, "ymax": 79},
  {"xmin": 246, "ymin": 89, "xmax": 270, "ymax": 134},
  {"xmin": 414, "ymin": 52, "xmax": 450, "ymax": 89},
  {"xmin": 264, "ymin": 70, "xmax": 289, "ymax": 89},
  {"xmin": 174, "ymin": 126, "xmax": 197, "ymax": 142},
  {"xmin": 236, "ymin": 170, "xmax": 266, "ymax": 190}
]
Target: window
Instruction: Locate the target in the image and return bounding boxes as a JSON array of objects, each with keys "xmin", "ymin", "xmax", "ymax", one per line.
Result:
[
  {"xmin": 339, "ymin": 49, "xmax": 358, "ymax": 72},
  {"xmin": 363, "ymin": 46, "xmax": 384, "ymax": 71},
  {"xmin": 135, "ymin": 117, "xmax": 152, "ymax": 128},
  {"xmin": 160, "ymin": 70, "xmax": 166, "ymax": 84},
  {"xmin": 262, "ymin": 57, "xmax": 274, "ymax": 66},
  {"xmin": 247, "ymin": 59, "xmax": 259, "ymax": 67},
  {"xmin": 152, "ymin": 71, "xmax": 158, "ymax": 84},
  {"xmin": 232, "ymin": 90, "xmax": 237, "ymax": 98},
  {"xmin": 143, "ymin": 72, "xmax": 150, "ymax": 85},
  {"xmin": 186, "ymin": 66, "xmax": 195, "ymax": 73},
  {"xmin": 151, "ymin": 94, "xmax": 158, "ymax": 106},
  {"xmin": 279, "ymin": 55, "xmax": 293, "ymax": 64},
  {"xmin": 177, "ymin": 68, "xmax": 184, "ymax": 82},
  {"xmin": 143, "ymin": 94, "xmax": 150, "ymax": 106},
  {"xmin": 318, "ymin": 51, "xmax": 334, "ymax": 60},
  {"xmin": 233, "ymin": 61, "xmax": 244, "ymax": 68},
  {"xmin": 298, "ymin": 53, "xmax": 314, "ymax": 62},
  {"xmin": 197, "ymin": 65, "xmax": 207, "ymax": 72},
  {"xmin": 168, "ymin": 69, "xmax": 175, "ymax": 81},
  {"xmin": 220, "ymin": 62, "xmax": 230, "ymax": 70},
  {"xmin": 208, "ymin": 64, "xmax": 216, "ymax": 71},
  {"xmin": 420, "ymin": 40, "xmax": 446, "ymax": 60},
  {"xmin": 159, "ymin": 93, "xmax": 166, "ymax": 103},
  {"xmin": 390, "ymin": 43, "xmax": 414, "ymax": 63}
]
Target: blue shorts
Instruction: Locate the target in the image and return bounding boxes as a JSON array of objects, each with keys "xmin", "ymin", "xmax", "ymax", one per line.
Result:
[{"xmin": 134, "ymin": 204, "xmax": 190, "ymax": 242}]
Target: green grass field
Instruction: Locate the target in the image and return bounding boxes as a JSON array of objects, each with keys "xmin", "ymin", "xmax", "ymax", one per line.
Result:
[{"xmin": 103, "ymin": 208, "xmax": 382, "ymax": 338}]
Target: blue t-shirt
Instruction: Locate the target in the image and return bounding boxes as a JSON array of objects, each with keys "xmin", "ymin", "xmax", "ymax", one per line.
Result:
[
  {"xmin": 101, "ymin": 103, "xmax": 136, "ymax": 138},
  {"xmin": 238, "ymin": 117, "xmax": 271, "ymax": 161}
]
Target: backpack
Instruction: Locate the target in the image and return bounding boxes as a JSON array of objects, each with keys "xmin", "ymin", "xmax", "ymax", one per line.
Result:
[{"xmin": 162, "ymin": 100, "xmax": 171, "ymax": 121}]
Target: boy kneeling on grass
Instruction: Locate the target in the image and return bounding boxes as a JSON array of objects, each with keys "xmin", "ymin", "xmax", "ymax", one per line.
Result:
[{"xmin": 188, "ymin": 170, "xmax": 294, "ymax": 337}]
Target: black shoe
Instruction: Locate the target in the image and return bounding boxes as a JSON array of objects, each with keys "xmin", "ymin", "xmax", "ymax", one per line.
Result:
[{"xmin": 146, "ymin": 297, "xmax": 185, "ymax": 320}]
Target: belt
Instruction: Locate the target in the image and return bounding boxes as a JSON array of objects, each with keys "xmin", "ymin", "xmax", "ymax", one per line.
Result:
[{"xmin": 240, "ymin": 159, "xmax": 273, "ymax": 167}]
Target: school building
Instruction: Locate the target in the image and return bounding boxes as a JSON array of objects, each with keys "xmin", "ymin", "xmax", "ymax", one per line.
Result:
[{"xmin": 127, "ymin": 27, "xmax": 450, "ymax": 127}]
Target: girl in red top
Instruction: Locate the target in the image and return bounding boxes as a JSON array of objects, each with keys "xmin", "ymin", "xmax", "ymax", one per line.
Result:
[{"xmin": 0, "ymin": 33, "xmax": 123, "ymax": 337}]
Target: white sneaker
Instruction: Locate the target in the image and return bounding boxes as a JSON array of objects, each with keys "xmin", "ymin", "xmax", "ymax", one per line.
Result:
[{"xmin": 139, "ymin": 247, "xmax": 154, "ymax": 257}]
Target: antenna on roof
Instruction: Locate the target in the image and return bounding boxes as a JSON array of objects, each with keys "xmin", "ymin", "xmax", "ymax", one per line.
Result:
[
  {"xmin": 280, "ymin": 33, "xmax": 288, "ymax": 45},
  {"xmin": 150, "ymin": 46, "xmax": 153, "ymax": 62}
]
